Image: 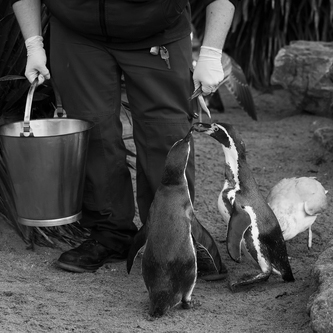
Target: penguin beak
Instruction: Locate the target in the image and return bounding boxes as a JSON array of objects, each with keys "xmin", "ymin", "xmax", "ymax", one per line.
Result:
[
  {"xmin": 192, "ymin": 122, "xmax": 232, "ymax": 148},
  {"xmin": 192, "ymin": 122, "xmax": 212, "ymax": 133}
]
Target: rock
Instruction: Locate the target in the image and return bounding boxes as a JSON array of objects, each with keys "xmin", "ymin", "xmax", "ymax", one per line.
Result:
[
  {"xmin": 313, "ymin": 127, "xmax": 333, "ymax": 152},
  {"xmin": 308, "ymin": 241, "xmax": 333, "ymax": 332},
  {"xmin": 310, "ymin": 119, "xmax": 333, "ymax": 133},
  {"xmin": 271, "ymin": 41, "xmax": 333, "ymax": 117}
]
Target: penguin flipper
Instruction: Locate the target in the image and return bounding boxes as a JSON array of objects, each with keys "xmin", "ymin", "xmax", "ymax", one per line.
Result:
[
  {"xmin": 229, "ymin": 271, "xmax": 271, "ymax": 292},
  {"xmin": 227, "ymin": 203, "xmax": 252, "ymax": 263},
  {"xmin": 191, "ymin": 215, "xmax": 227, "ymax": 280},
  {"xmin": 126, "ymin": 224, "xmax": 147, "ymax": 274}
]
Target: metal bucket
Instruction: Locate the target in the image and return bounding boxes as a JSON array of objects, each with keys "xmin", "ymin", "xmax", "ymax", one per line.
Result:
[{"xmin": 0, "ymin": 79, "xmax": 94, "ymax": 227}]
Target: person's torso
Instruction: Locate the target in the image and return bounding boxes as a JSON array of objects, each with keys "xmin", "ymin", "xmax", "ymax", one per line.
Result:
[{"xmin": 44, "ymin": 0, "xmax": 191, "ymax": 49}]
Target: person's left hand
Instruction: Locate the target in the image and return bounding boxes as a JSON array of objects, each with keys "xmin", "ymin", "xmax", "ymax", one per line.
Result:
[
  {"xmin": 193, "ymin": 46, "xmax": 224, "ymax": 96},
  {"xmin": 25, "ymin": 35, "xmax": 51, "ymax": 85}
]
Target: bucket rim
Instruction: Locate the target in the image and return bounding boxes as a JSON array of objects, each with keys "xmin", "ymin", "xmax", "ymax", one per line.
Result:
[{"xmin": 0, "ymin": 118, "xmax": 95, "ymax": 138}]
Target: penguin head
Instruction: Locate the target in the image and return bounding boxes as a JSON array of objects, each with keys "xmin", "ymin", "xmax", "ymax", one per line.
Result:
[
  {"xmin": 161, "ymin": 128, "xmax": 193, "ymax": 185},
  {"xmin": 192, "ymin": 122, "xmax": 246, "ymax": 160},
  {"xmin": 193, "ymin": 122, "xmax": 229, "ymax": 146},
  {"xmin": 193, "ymin": 122, "xmax": 248, "ymax": 192}
]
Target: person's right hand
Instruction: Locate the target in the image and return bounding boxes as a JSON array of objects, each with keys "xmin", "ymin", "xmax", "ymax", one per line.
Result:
[{"xmin": 25, "ymin": 35, "xmax": 51, "ymax": 85}]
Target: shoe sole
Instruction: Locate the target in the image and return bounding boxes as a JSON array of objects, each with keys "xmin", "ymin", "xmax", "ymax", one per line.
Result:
[
  {"xmin": 57, "ymin": 261, "xmax": 95, "ymax": 273},
  {"xmin": 56, "ymin": 256, "xmax": 127, "ymax": 273}
]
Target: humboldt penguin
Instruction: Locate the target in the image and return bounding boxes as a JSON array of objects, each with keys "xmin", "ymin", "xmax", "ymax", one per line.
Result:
[
  {"xmin": 267, "ymin": 177, "xmax": 328, "ymax": 249},
  {"xmin": 127, "ymin": 127, "xmax": 227, "ymax": 317},
  {"xmin": 192, "ymin": 122, "xmax": 294, "ymax": 290}
]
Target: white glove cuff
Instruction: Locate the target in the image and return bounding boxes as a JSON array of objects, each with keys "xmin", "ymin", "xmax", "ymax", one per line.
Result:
[
  {"xmin": 199, "ymin": 46, "xmax": 222, "ymax": 59},
  {"xmin": 25, "ymin": 35, "xmax": 44, "ymax": 56}
]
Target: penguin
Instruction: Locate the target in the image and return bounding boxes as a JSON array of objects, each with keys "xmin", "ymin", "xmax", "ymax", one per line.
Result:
[
  {"xmin": 192, "ymin": 122, "xmax": 294, "ymax": 290},
  {"xmin": 266, "ymin": 177, "xmax": 328, "ymax": 249},
  {"xmin": 127, "ymin": 127, "xmax": 227, "ymax": 317}
]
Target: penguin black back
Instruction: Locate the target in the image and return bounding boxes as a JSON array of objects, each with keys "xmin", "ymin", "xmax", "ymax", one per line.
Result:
[
  {"xmin": 127, "ymin": 126, "xmax": 227, "ymax": 314},
  {"xmin": 127, "ymin": 128, "xmax": 197, "ymax": 317}
]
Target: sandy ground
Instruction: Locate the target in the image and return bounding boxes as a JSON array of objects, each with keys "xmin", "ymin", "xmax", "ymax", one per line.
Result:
[{"xmin": 0, "ymin": 86, "xmax": 332, "ymax": 333}]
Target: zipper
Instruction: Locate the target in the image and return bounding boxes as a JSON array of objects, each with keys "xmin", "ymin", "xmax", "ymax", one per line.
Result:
[{"xmin": 99, "ymin": 0, "xmax": 108, "ymax": 37}]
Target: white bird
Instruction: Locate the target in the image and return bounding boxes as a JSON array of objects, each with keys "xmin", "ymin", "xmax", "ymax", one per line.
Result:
[{"xmin": 266, "ymin": 177, "xmax": 328, "ymax": 248}]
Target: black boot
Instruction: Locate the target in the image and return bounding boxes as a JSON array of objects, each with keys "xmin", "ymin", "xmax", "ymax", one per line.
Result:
[{"xmin": 57, "ymin": 239, "xmax": 128, "ymax": 273}]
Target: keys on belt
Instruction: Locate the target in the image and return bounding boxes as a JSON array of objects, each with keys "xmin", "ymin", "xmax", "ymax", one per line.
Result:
[{"xmin": 150, "ymin": 46, "xmax": 171, "ymax": 69}]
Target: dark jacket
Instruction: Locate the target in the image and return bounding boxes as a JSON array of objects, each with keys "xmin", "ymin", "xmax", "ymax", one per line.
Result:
[{"xmin": 13, "ymin": 0, "xmax": 240, "ymax": 49}]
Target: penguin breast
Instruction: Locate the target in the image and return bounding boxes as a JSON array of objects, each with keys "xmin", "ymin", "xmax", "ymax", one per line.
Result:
[
  {"xmin": 266, "ymin": 177, "xmax": 328, "ymax": 240},
  {"xmin": 217, "ymin": 190, "xmax": 231, "ymax": 223}
]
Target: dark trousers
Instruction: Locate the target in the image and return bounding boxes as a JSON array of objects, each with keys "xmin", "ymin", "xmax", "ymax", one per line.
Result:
[{"xmin": 49, "ymin": 17, "xmax": 196, "ymax": 254}]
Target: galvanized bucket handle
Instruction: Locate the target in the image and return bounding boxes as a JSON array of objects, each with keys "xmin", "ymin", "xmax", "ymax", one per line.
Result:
[
  {"xmin": 51, "ymin": 79, "xmax": 67, "ymax": 118},
  {"xmin": 21, "ymin": 78, "xmax": 67, "ymax": 137},
  {"xmin": 21, "ymin": 78, "xmax": 38, "ymax": 137}
]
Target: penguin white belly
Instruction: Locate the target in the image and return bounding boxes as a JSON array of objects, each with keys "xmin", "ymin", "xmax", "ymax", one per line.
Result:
[{"xmin": 218, "ymin": 191, "xmax": 231, "ymax": 223}]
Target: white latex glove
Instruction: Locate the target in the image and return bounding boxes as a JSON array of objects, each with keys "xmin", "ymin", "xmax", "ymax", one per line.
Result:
[
  {"xmin": 193, "ymin": 46, "xmax": 224, "ymax": 95},
  {"xmin": 25, "ymin": 35, "xmax": 50, "ymax": 85}
]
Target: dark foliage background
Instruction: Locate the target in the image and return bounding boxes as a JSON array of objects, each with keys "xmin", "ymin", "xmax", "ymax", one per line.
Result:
[{"xmin": 191, "ymin": 0, "xmax": 333, "ymax": 88}]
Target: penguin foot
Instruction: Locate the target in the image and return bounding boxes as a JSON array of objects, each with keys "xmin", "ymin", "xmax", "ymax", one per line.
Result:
[
  {"xmin": 228, "ymin": 271, "xmax": 271, "ymax": 292},
  {"xmin": 181, "ymin": 299, "xmax": 192, "ymax": 310}
]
